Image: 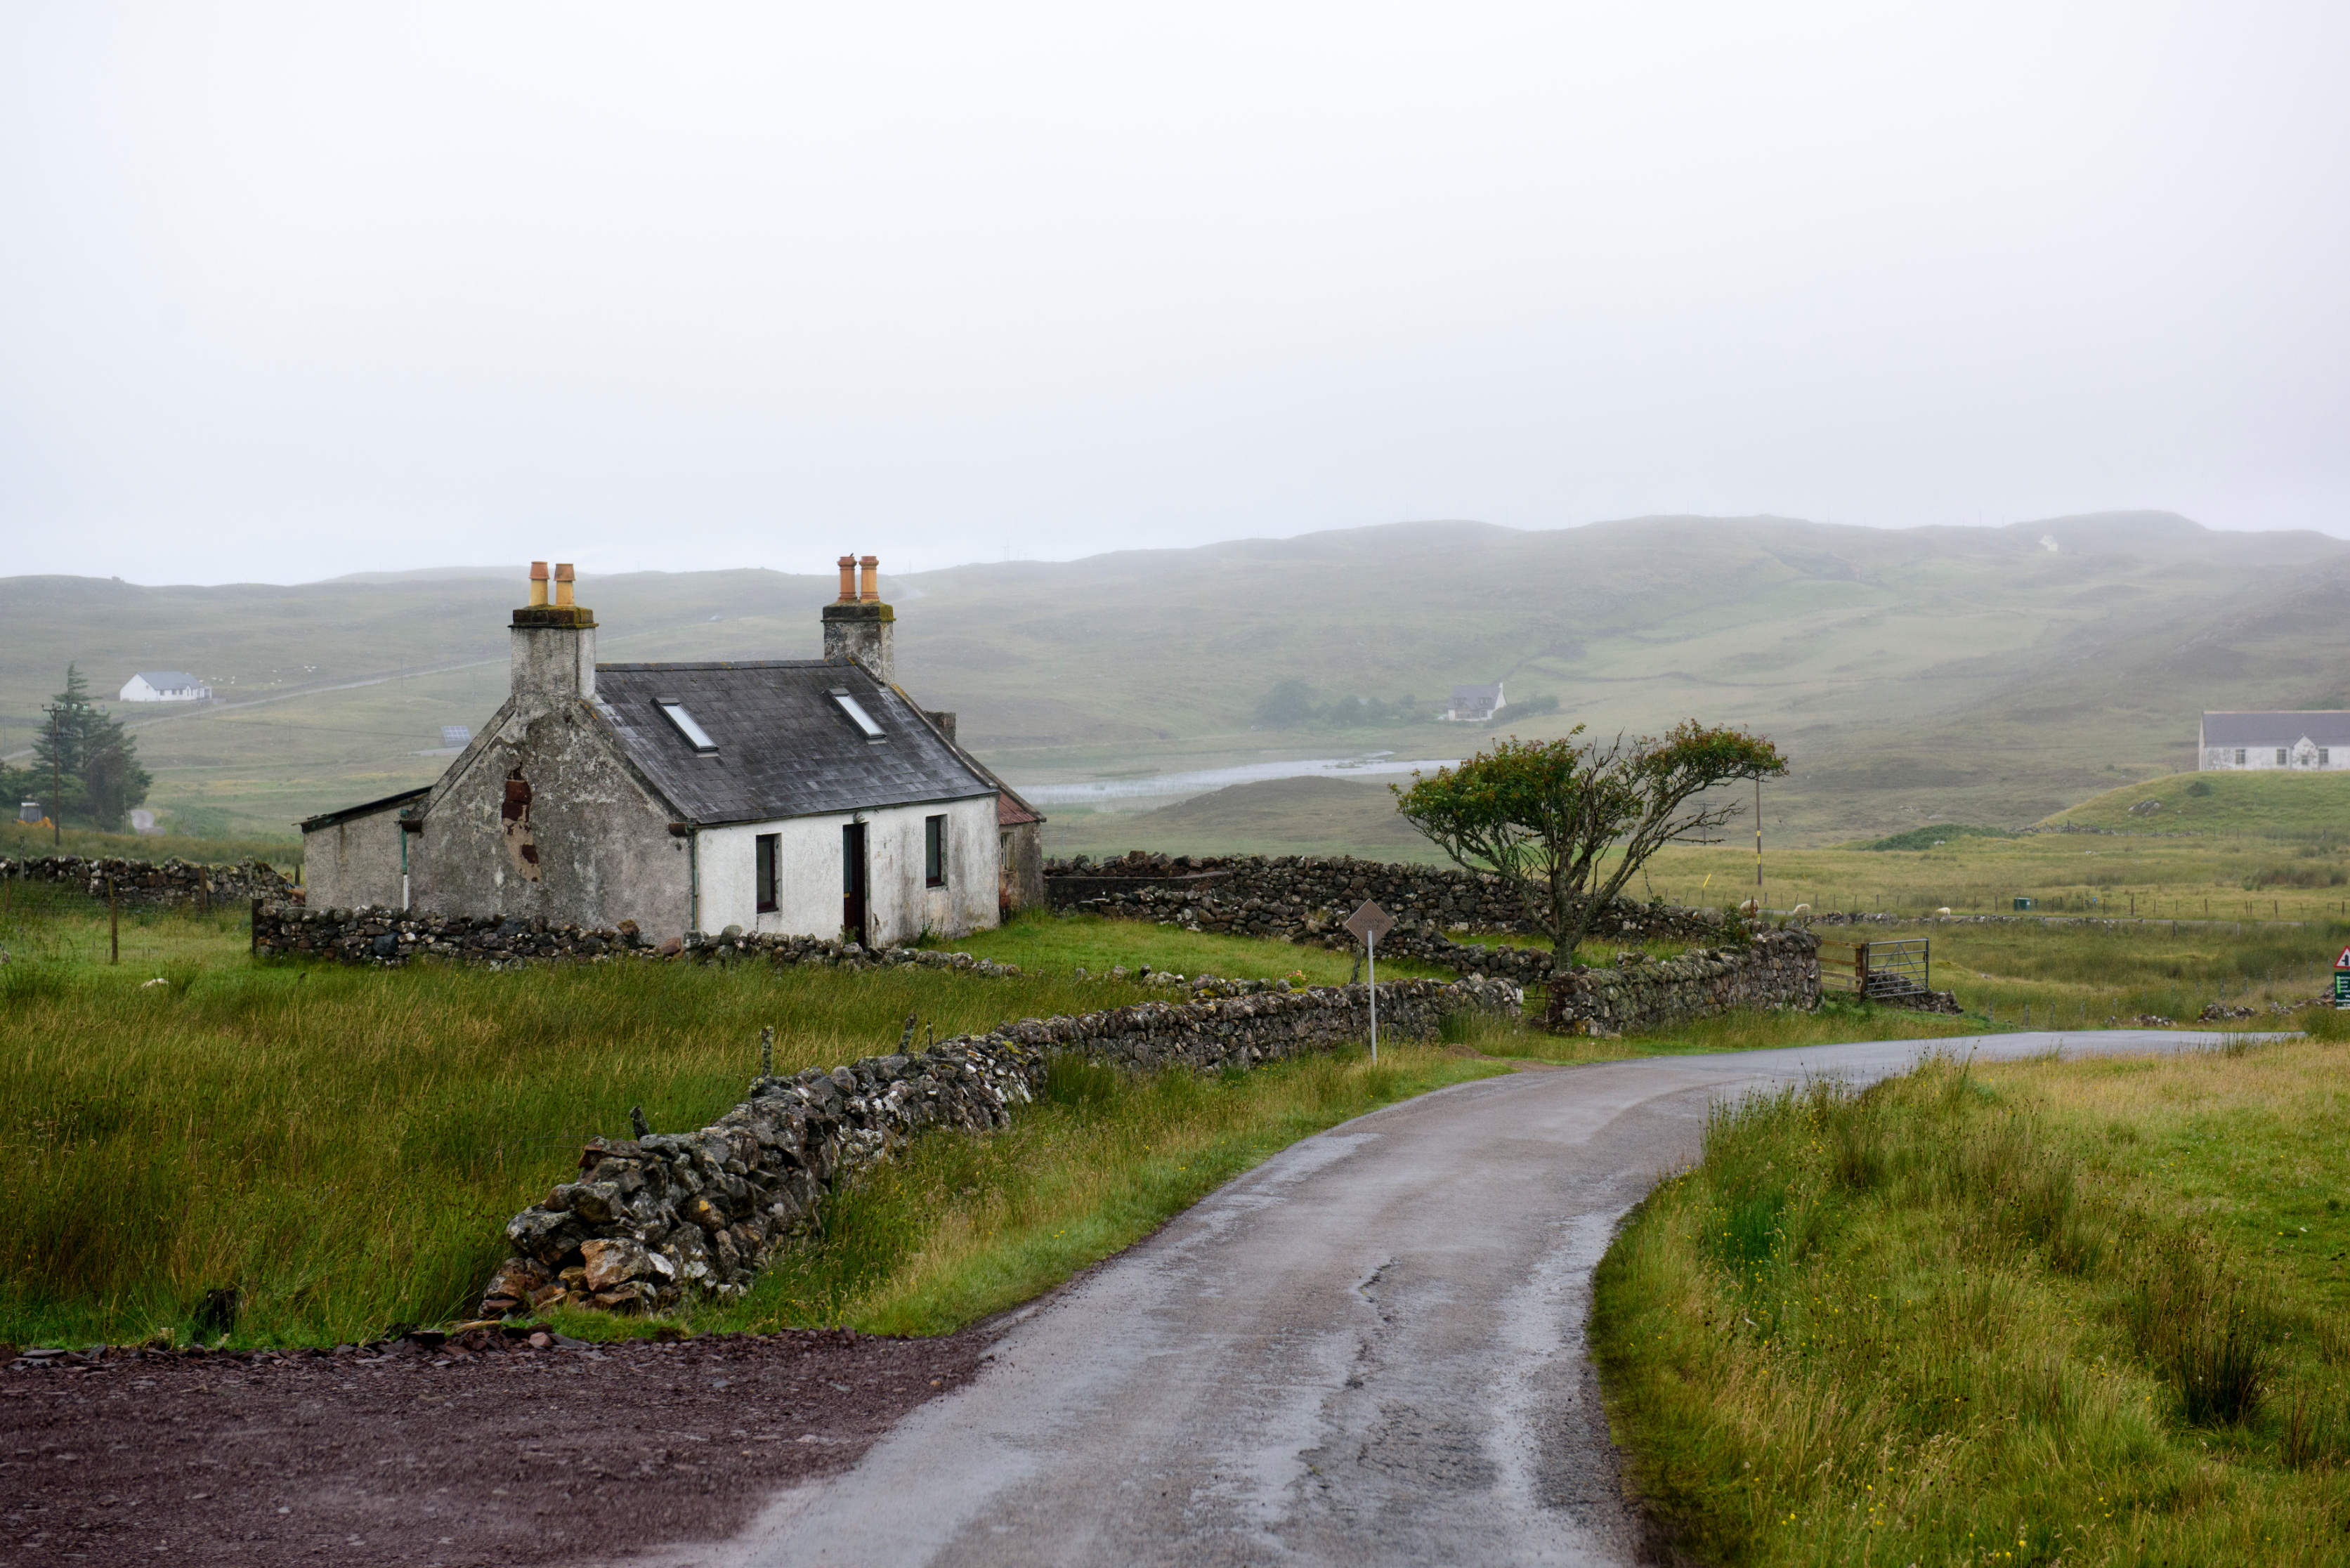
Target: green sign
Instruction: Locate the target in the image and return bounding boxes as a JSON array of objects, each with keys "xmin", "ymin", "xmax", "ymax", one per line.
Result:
[{"xmin": 2335, "ymin": 969, "xmax": 2350, "ymax": 1010}]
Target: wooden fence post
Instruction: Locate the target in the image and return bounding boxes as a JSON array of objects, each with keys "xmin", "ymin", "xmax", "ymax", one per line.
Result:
[{"xmin": 108, "ymin": 875, "xmax": 118, "ymax": 965}]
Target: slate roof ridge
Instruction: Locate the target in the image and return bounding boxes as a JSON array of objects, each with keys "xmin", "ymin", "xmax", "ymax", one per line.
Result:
[{"xmin": 596, "ymin": 659, "xmax": 837, "ymax": 673}]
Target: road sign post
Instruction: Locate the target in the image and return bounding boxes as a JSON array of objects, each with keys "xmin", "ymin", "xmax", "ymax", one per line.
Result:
[{"xmin": 1345, "ymin": 901, "xmax": 1396, "ymax": 1062}]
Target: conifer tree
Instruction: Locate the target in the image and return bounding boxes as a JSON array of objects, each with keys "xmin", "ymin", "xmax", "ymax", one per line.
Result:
[{"xmin": 32, "ymin": 665, "xmax": 151, "ymax": 830}]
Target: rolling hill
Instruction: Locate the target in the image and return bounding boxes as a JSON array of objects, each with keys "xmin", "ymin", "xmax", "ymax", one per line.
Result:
[{"xmin": 6, "ymin": 510, "xmax": 2349, "ymax": 845}]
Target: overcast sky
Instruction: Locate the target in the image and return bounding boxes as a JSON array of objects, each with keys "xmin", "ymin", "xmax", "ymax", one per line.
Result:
[{"xmin": 3, "ymin": 3, "xmax": 2344, "ymax": 584}]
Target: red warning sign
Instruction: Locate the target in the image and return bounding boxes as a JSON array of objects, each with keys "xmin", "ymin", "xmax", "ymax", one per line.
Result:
[{"xmin": 2336, "ymin": 947, "xmax": 2350, "ymax": 969}]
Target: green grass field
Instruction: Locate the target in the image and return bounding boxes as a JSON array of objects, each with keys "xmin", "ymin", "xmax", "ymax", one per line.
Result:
[
  {"xmin": 1593, "ymin": 1036, "xmax": 2350, "ymax": 1565},
  {"xmin": 0, "ymin": 889, "xmax": 1504, "ymax": 1350},
  {"xmin": 8, "ymin": 842, "xmax": 2346, "ymax": 1358},
  {"xmin": 2044, "ymin": 769, "xmax": 2350, "ymax": 837}
]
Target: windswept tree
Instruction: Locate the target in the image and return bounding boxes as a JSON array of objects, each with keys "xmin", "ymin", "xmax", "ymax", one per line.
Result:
[{"xmin": 1392, "ymin": 721, "xmax": 1786, "ymax": 962}]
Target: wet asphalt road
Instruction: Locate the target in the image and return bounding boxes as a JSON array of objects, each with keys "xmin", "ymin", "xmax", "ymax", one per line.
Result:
[{"xmin": 628, "ymin": 1030, "xmax": 2254, "ymax": 1568}]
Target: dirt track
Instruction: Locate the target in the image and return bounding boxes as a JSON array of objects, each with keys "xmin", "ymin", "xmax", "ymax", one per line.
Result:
[{"xmin": 0, "ymin": 1325, "xmax": 989, "ymax": 1567}]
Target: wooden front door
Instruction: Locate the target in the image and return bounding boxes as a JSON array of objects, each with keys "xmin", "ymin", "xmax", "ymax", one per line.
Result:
[{"xmin": 842, "ymin": 822, "xmax": 868, "ymax": 943}]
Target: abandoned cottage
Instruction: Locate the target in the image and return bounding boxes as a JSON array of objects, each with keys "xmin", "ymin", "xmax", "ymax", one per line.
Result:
[{"xmin": 299, "ymin": 557, "xmax": 1045, "ymax": 943}]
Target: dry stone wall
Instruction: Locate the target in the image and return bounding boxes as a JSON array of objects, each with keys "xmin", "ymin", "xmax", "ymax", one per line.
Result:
[
  {"xmin": 478, "ymin": 972, "xmax": 1522, "ymax": 1319},
  {"xmin": 1544, "ymin": 929, "xmax": 1820, "ymax": 1035},
  {"xmin": 0, "ymin": 854, "xmax": 292, "ymax": 906},
  {"xmin": 1045, "ymin": 851, "xmax": 1723, "ymax": 981},
  {"xmin": 249, "ymin": 903, "xmax": 1027, "ymax": 976}
]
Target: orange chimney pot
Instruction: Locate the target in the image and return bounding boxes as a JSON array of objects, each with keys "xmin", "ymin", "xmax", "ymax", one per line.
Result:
[
  {"xmin": 836, "ymin": 555, "xmax": 858, "ymax": 603},
  {"xmin": 859, "ymin": 555, "xmax": 880, "ymax": 603},
  {"xmin": 528, "ymin": 561, "xmax": 549, "ymax": 608},
  {"xmin": 554, "ymin": 562, "xmax": 575, "ymax": 608}
]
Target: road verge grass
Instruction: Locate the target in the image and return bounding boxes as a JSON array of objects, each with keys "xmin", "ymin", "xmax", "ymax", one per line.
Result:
[
  {"xmin": 1593, "ymin": 1042, "xmax": 2350, "ymax": 1565},
  {"xmin": 561, "ymin": 1043, "xmax": 1510, "ymax": 1342}
]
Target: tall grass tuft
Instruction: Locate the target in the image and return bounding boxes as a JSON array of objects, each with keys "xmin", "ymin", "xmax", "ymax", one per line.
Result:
[{"xmin": 2126, "ymin": 1239, "xmax": 2274, "ymax": 1426}]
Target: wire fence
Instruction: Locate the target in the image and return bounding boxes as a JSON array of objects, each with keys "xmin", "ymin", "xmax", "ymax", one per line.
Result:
[{"xmin": 0, "ymin": 875, "xmax": 251, "ymax": 971}]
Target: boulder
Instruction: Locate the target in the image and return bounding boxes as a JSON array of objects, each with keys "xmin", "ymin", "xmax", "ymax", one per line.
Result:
[{"xmin": 580, "ymin": 1237, "xmax": 672, "ymax": 1293}]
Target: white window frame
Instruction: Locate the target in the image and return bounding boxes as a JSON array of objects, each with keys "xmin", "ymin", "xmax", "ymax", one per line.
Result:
[
  {"xmin": 830, "ymin": 689, "xmax": 885, "ymax": 740},
  {"xmin": 657, "ymin": 700, "xmax": 719, "ymax": 754},
  {"xmin": 755, "ymin": 832, "xmax": 780, "ymax": 913}
]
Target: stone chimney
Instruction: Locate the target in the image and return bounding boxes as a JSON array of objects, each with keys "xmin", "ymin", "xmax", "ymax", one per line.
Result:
[
  {"xmin": 821, "ymin": 552, "xmax": 894, "ymax": 682},
  {"xmin": 511, "ymin": 559, "xmax": 596, "ymax": 700}
]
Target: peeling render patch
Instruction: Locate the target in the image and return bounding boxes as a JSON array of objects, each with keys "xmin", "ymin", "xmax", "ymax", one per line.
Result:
[
  {"xmin": 477, "ymin": 974, "xmax": 1525, "ymax": 1318},
  {"xmin": 501, "ymin": 769, "xmax": 541, "ymax": 882}
]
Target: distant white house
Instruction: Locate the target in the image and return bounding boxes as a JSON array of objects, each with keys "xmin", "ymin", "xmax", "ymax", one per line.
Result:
[
  {"xmin": 1442, "ymin": 681, "xmax": 1503, "ymax": 722},
  {"xmin": 119, "ymin": 670, "xmax": 211, "ymax": 703},
  {"xmin": 2199, "ymin": 711, "xmax": 2350, "ymax": 771}
]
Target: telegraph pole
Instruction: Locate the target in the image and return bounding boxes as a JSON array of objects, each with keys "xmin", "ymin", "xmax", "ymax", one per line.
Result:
[
  {"xmin": 44, "ymin": 704, "xmax": 62, "ymax": 849},
  {"xmin": 1754, "ymin": 776, "xmax": 1763, "ymax": 889}
]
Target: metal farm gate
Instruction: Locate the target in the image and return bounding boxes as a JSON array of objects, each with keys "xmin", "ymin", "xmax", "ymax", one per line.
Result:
[{"xmin": 1819, "ymin": 937, "xmax": 1931, "ymax": 1000}]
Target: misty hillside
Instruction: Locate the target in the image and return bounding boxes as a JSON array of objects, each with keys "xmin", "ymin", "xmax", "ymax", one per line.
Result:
[{"xmin": 5, "ymin": 511, "xmax": 2346, "ymax": 844}]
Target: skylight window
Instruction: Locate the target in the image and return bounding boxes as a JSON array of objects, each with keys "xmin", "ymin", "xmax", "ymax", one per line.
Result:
[
  {"xmin": 830, "ymin": 689, "xmax": 885, "ymax": 740},
  {"xmin": 656, "ymin": 701, "xmax": 718, "ymax": 754}
]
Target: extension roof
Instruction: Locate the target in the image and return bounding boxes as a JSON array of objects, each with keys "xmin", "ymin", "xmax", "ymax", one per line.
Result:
[
  {"xmin": 593, "ymin": 660, "xmax": 997, "ymax": 826},
  {"xmin": 2200, "ymin": 711, "xmax": 2350, "ymax": 747},
  {"xmin": 299, "ymin": 785, "xmax": 431, "ymax": 832}
]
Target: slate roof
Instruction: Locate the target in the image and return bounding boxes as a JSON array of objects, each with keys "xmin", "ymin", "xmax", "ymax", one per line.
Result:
[
  {"xmin": 2201, "ymin": 711, "xmax": 2350, "ymax": 747},
  {"xmin": 1450, "ymin": 682, "xmax": 1502, "ymax": 711},
  {"xmin": 132, "ymin": 671, "xmax": 205, "ymax": 691},
  {"xmin": 593, "ymin": 660, "xmax": 997, "ymax": 826}
]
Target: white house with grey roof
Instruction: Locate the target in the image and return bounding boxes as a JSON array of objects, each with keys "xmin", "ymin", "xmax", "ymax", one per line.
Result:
[
  {"xmin": 119, "ymin": 670, "xmax": 211, "ymax": 703},
  {"xmin": 1443, "ymin": 681, "xmax": 1503, "ymax": 722},
  {"xmin": 299, "ymin": 557, "xmax": 1035, "ymax": 943},
  {"xmin": 2199, "ymin": 712, "xmax": 2350, "ymax": 771}
]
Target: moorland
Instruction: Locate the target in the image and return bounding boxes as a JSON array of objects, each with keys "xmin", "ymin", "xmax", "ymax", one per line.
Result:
[{"xmin": 11, "ymin": 509, "xmax": 2350, "ymax": 846}]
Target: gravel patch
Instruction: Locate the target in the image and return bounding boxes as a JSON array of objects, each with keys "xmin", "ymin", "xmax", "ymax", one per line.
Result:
[{"xmin": 0, "ymin": 1324, "xmax": 991, "ymax": 1567}]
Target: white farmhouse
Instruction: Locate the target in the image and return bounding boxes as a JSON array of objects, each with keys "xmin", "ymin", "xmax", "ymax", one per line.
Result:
[
  {"xmin": 299, "ymin": 557, "xmax": 1042, "ymax": 943},
  {"xmin": 2198, "ymin": 711, "xmax": 2350, "ymax": 771},
  {"xmin": 1443, "ymin": 681, "xmax": 1503, "ymax": 722},
  {"xmin": 119, "ymin": 670, "xmax": 211, "ymax": 703}
]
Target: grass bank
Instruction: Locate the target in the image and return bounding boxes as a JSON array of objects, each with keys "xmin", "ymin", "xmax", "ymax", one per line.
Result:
[
  {"xmin": 0, "ymin": 955, "xmax": 1166, "ymax": 1348},
  {"xmin": 1593, "ymin": 1037, "xmax": 2350, "ymax": 1565},
  {"xmin": 2045, "ymin": 769, "xmax": 2350, "ymax": 837},
  {"xmin": 1639, "ymin": 836, "xmax": 2350, "ymax": 925},
  {"xmin": 568, "ymin": 1042, "xmax": 1510, "ymax": 1342}
]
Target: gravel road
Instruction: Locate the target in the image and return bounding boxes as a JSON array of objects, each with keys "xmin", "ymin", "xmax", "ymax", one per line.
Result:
[{"xmin": 646, "ymin": 1029, "xmax": 2250, "ymax": 1568}]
